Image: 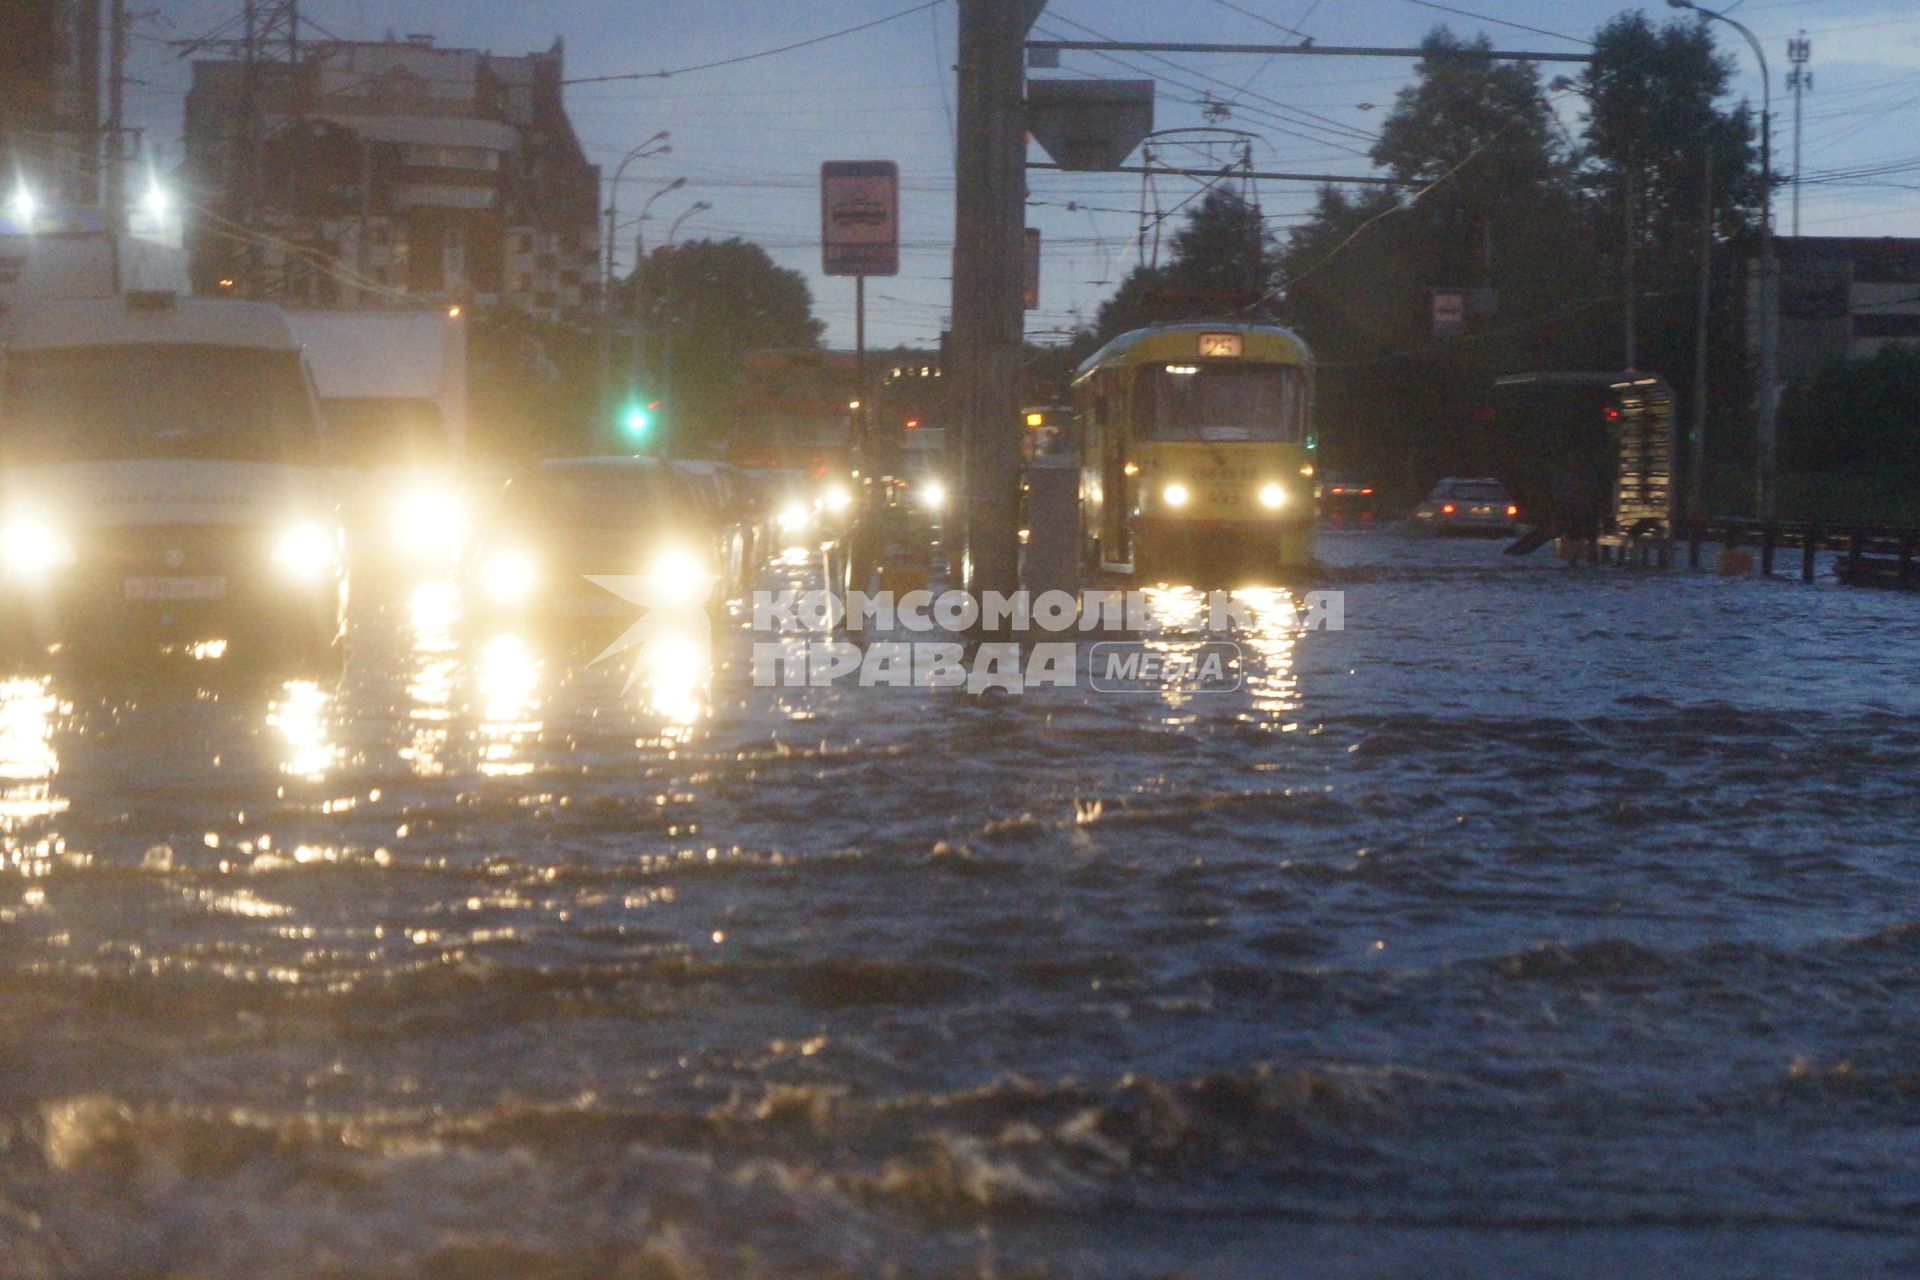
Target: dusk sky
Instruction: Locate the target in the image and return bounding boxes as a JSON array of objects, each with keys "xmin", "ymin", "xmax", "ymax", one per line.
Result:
[{"xmin": 125, "ymin": 0, "xmax": 1920, "ymax": 349}]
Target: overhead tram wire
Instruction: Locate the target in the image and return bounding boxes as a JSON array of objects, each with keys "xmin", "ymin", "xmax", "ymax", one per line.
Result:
[
  {"xmin": 1389, "ymin": 0, "xmax": 1593, "ymax": 46},
  {"xmin": 1038, "ymin": 10, "xmax": 1383, "ymax": 152},
  {"xmin": 562, "ymin": 0, "xmax": 947, "ymax": 85},
  {"xmin": 1030, "ymin": 31, "xmax": 1375, "ymax": 157}
]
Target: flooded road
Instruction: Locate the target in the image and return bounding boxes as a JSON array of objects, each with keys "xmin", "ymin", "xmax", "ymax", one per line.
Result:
[{"xmin": 4, "ymin": 533, "xmax": 1920, "ymax": 1279}]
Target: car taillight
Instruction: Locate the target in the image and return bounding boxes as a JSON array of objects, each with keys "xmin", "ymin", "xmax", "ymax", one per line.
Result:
[
  {"xmin": 1506, "ymin": 504, "xmax": 1519, "ymax": 517},
  {"xmin": 1360, "ymin": 487, "xmax": 1373, "ymax": 495},
  {"xmin": 1441, "ymin": 503, "xmax": 1456, "ymax": 515}
]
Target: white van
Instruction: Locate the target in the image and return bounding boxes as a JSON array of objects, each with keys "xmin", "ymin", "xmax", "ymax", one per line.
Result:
[{"xmin": 0, "ymin": 292, "xmax": 347, "ymax": 665}]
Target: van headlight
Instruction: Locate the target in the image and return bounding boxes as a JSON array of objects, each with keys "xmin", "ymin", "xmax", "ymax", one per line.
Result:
[
  {"xmin": 644, "ymin": 545, "xmax": 714, "ymax": 610},
  {"xmin": 823, "ymin": 484, "xmax": 853, "ymax": 515},
  {"xmin": 273, "ymin": 522, "xmax": 337, "ymax": 579},
  {"xmin": 1257, "ymin": 483, "xmax": 1287, "ymax": 511},
  {"xmin": 1161, "ymin": 482, "xmax": 1190, "ymax": 510},
  {"xmin": 2, "ymin": 516, "xmax": 76, "ymax": 577},
  {"xmin": 391, "ymin": 487, "xmax": 465, "ymax": 558},
  {"xmin": 481, "ymin": 548, "xmax": 538, "ymax": 604}
]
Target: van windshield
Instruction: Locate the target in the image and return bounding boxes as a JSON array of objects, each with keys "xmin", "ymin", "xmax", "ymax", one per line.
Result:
[
  {"xmin": 1137, "ymin": 364, "xmax": 1305, "ymax": 442},
  {"xmin": 1, "ymin": 344, "xmax": 319, "ymax": 463}
]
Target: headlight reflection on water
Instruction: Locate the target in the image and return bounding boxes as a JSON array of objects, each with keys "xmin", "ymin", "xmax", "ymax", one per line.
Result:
[
  {"xmin": 268, "ymin": 680, "xmax": 337, "ymax": 782},
  {"xmin": 0, "ymin": 678, "xmax": 67, "ymax": 854},
  {"xmin": 404, "ymin": 583, "xmax": 460, "ymax": 778},
  {"xmin": 478, "ymin": 635, "xmax": 543, "ymax": 777}
]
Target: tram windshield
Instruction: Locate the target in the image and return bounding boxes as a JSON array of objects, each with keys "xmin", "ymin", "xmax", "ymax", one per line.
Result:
[{"xmin": 1136, "ymin": 363, "xmax": 1304, "ymax": 443}]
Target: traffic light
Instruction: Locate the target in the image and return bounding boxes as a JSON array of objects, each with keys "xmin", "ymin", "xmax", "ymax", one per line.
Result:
[{"xmin": 619, "ymin": 399, "xmax": 660, "ymax": 442}]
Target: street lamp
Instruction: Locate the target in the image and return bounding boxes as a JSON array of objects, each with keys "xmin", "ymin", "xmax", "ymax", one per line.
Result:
[
  {"xmin": 653, "ymin": 201, "xmax": 714, "ymax": 458},
  {"xmin": 666, "ymin": 199, "xmax": 713, "ymax": 247},
  {"xmin": 1669, "ymin": 0, "xmax": 1777, "ymax": 519}
]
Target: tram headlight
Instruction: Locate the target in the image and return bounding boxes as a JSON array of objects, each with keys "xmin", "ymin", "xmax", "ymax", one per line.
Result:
[
  {"xmin": 1161, "ymin": 482, "xmax": 1190, "ymax": 510},
  {"xmin": 920, "ymin": 478, "xmax": 948, "ymax": 513},
  {"xmin": 2, "ymin": 514, "xmax": 75, "ymax": 577},
  {"xmin": 1258, "ymin": 483, "xmax": 1287, "ymax": 511}
]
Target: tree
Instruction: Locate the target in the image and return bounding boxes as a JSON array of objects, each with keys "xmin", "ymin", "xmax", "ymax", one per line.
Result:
[
  {"xmin": 631, "ymin": 237, "xmax": 825, "ymax": 453},
  {"xmin": 1572, "ymin": 12, "xmax": 1760, "ymax": 483},
  {"xmin": 1272, "ymin": 29, "xmax": 1588, "ymax": 489}
]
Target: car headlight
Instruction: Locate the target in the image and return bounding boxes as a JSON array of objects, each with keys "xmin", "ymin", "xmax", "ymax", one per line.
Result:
[
  {"xmin": 823, "ymin": 485, "xmax": 853, "ymax": 515},
  {"xmin": 2, "ymin": 516, "xmax": 75, "ymax": 577},
  {"xmin": 391, "ymin": 487, "xmax": 465, "ymax": 558},
  {"xmin": 273, "ymin": 522, "xmax": 337, "ymax": 579},
  {"xmin": 1257, "ymin": 483, "xmax": 1286, "ymax": 511},
  {"xmin": 920, "ymin": 479, "xmax": 948, "ymax": 513},
  {"xmin": 644, "ymin": 545, "xmax": 714, "ymax": 610},
  {"xmin": 777, "ymin": 501, "xmax": 812, "ymax": 534},
  {"xmin": 481, "ymin": 548, "xmax": 538, "ymax": 604},
  {"xmin": 1161, "ymin": 482, "xmax": 1190, "ymax": 509}
]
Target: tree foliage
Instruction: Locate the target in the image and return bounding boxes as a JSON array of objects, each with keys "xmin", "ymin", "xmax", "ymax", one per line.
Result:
[
  {"xmin": 1779, "ymin": 344, "xmax": 1920, "ymax": 477},
  {"xmin": 632, "ymin": 237, "xmax": 825, "ymax": 452}
]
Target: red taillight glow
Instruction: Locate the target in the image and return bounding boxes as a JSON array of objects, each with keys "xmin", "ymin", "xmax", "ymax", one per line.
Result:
[
  {"xmin": 1360, "ymin": 487, "xmax": 1374, "ymax": 495},
  {"xmin": 1441, "ymin": 503, "xmax": 1456, "ymax": 515},
  {"xmin": 1506, "ymin": 504, "xmax": 1519, "ymax": 517}
]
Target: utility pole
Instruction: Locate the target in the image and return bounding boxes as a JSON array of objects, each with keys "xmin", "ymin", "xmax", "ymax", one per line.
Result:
[
  {"xmin": 1689, "ymin": 148, "xmax": 1713, "ymax": 525},
  {"xmin": 1787, "ymin": 32, "xmax": 1811, "ymax": 238},
  {"xmin": 106, "ymin": 0, "xmax": 129, "ymax": 291},
  {"xmin": 1623, "ymin": 148, "xmax": 1637, "ymax": 370},
  {"xmin": 1668, "ymin": 0, "xmax": 1777, "ymax": 519},
  {"xmin": 952, "ymin": 0, "xmax": 1043, "ymax": 619}
]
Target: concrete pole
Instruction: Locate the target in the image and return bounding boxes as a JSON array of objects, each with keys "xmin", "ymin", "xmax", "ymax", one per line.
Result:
[
  {"xmin": 952, "ymin": 0, "xmax": 1043, "ymax": 619},
  {"xmin": 1689, "ymin": 148, "xmax": 1713, "ymax": 526},
  {"xmin": 1671, "ymin": 1, "xmax": 1777, "ymax": 518}
]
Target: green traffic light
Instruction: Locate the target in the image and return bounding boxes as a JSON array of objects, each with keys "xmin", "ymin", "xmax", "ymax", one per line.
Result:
[{"xmin": 620, "ymin": 402, "xmax": 653, "ymax": 438}]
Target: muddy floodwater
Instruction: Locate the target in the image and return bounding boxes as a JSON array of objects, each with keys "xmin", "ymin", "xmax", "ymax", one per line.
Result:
[{"xmin": 4, "ymin": 534, "xmax": 1920, "ymax": 1278}]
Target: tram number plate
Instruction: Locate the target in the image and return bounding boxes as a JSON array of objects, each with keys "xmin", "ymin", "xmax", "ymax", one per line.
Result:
[
  {"xmin": 1208, "ymin": 487, "xmax": 1243, "ymax": 507},
  {"xmin": 125, "ymin": 576, "xmax": 227, "ymax": 600}
]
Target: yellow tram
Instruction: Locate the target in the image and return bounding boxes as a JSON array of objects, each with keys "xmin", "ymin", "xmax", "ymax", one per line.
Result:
[{"xmin": 1073, "ymin": 321, "xmax": 1315, "ymax": 576}]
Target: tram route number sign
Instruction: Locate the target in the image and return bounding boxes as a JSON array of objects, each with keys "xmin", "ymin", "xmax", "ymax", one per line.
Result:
[{"xmin": 822, "ymin": 160, "xmax": 899, "ymax": 277}]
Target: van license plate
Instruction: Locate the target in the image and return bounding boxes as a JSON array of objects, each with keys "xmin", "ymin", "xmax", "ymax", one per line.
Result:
[{"xmin": 126, "ymin": 576, "xmax": 227, "ymax": 601}]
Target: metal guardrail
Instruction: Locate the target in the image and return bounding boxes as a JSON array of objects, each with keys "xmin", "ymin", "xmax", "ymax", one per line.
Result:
[{"xmin": 1672, "ymin": 519, "xmax": 1920, "ymax": 587}]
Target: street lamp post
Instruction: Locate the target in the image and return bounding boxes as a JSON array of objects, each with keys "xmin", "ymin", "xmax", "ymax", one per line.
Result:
[
  {"xmin": 601, "ymin": 132, "xmax": 671, "ymax": 423},
  {"xmin": 624, "ymin": 178, "xmax": 689, "ymax": 446},
  {"xmin": 1670, "ymin": 0, "xmax": 1777, "ymax": 519},
  {"xmin": 656, "ymin": 201, "xmax": 713, "ymax": 455}
]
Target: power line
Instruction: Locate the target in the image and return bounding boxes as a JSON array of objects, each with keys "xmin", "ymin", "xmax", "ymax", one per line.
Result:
[
  {"xmin": 562, "ymin": 0, "xmax": 948, "ymax": 86},
  {"xmin": 1389, "ymin": 0, "xmax": 1593, "ymax": 47}
]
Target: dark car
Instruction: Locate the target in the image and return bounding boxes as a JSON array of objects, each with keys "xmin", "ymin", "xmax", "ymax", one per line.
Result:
[
  {"xmin": 1411, "ymin": 477, "xmax": 1521, "ymax": 536},
  {"xmin": 1316, "ymin": 472, "xmax": 1382, "ymax": 526},
  {"xmin": 467, "ymin": 458, "xmax": 721, "ymax": 632}
]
